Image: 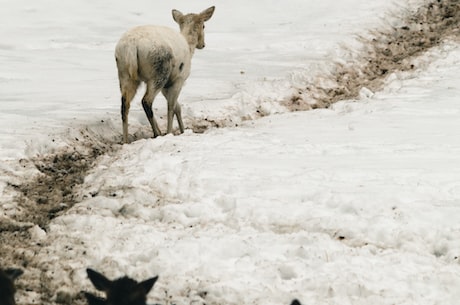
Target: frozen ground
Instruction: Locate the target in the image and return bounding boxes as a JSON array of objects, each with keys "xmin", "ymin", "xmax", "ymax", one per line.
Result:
[{"xmin": 1, "ymin": 0, "xmax": 460, "ymax": 305}]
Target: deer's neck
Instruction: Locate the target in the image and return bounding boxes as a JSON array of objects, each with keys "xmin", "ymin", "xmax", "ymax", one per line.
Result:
[{"xmin": 180, "ymin": 31, "xmax": 197, "ymax": 56}]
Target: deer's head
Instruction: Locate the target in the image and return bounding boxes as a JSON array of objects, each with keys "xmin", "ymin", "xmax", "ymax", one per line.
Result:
[{"xmin": 172, "ymin": 6, "xmax": 215, "ymax": 51}]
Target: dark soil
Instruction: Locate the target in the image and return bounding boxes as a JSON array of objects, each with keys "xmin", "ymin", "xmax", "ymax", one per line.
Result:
[{"xmin": 0, "ymin": 130, "xmax": 118, "ymax": 304}]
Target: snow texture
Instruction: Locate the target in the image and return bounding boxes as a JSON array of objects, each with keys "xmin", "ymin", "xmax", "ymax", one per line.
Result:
[{"xmin": 0, "ymin": 0, "xmax": 459, "ymax": 305}]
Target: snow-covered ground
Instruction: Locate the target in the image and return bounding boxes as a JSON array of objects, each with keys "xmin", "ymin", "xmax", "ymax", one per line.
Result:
[
  {"xmin": 1, "ymin": 0, "xmax": 460, "ymax": 304},
  {"xmin": 0, "ymin": 0, "xmax": 402, "ymax": 159}
]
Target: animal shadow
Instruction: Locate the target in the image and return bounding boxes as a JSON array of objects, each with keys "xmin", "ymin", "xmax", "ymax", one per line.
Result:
[{"xmin": 84, "ymin": 268, "xmax": 158, "ymax": 305}]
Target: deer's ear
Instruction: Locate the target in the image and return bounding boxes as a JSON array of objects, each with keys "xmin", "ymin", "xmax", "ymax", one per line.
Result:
[
  {"xmin": 172, "ymin": 9, "xmax": 183, "ymax": 23},
  {"xmin": 138, "ymin": 275, "xmax": 158, "ymax": 294},
  {"xmin": 4, "ymin": 268, "xmax": 23, "ymax": 281},
  {"xmin": 200, "ymin": 6, "xmax": 215, "ymax": 22},
  {"xmin": 87, "ymin": 268, "xmax": 112, "ymax": 291}
]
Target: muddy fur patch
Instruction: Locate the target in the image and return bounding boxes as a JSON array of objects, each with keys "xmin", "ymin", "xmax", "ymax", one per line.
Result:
[
  {"xmin": 148, "ymin": 46, "xmax": 173, "ymax": 89},
  {"xmin": 284, "ymin": 0, "xmax": 460, "ymax": 110}
]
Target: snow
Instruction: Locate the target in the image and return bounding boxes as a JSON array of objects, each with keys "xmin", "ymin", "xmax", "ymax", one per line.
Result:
[{"xmin": 1, "ymin": 0, "xmax": 460, "ymax": 305}]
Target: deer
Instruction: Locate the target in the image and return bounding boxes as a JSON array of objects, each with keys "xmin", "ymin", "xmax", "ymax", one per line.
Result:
[
  {"xmin": 0, "ymin": 268, "xmax": 23, "ymax": 305},
  {"xmin": 115, "ymin": 6, "xmax": 216, "ymax": 143},
  {"xmin": 84, "ymin": 268, "xmax": 159, "ymax": 305}
]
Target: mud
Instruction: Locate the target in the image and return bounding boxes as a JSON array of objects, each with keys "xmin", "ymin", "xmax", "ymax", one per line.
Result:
[
  {"xmin": 285, "ymin": 0, "xmax": 460, "ymax": 110},
  {"xmin": 9, "ymin": 149, "xmax": 101, "ymax": 228},
  {"xmin": 0, "ymin": 130, "xmax": 118, "ymax": 304}
]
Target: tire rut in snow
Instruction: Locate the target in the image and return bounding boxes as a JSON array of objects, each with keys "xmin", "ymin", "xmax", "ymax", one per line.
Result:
[
  {"xmin": 10, "ymin": 149, "xmax": 101, "ymax": 227},
  {"xmin": 0, "ymin": 131, "xmax": 119, "ymax": 304},
  {"xmin": 285, "ymin": 0, "xmax": 460, "ymax": 110}
]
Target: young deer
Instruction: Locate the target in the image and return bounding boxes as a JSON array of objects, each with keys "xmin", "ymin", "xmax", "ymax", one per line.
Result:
[
  {"xmin": 84, "ymin": 268, "xmax": 158, "ymax": 305},
  {"xmin": 115, "ymin": 6, "xmax": 216, "ymax": 143},
  {"xmin": 0, "ymin": 268, "xmax": 23, "ymax": 305}
]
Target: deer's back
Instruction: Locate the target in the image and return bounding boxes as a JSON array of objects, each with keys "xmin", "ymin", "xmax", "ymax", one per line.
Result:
[{"xmin": 116, "ymin": 25, "xmax": 191, "ymax": 84}]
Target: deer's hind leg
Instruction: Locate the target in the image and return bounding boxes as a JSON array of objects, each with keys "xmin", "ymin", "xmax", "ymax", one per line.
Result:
[
  {"xmin": 120, "ymin": 78, "xmax": 139, "ymax": 144},
  {"xmin": 142, "ymin": 82, "xmax": 162, "ymax": 138},
  {"xmin": 162, "ymin": 81, "xmax": 185, "ymax": 134}
]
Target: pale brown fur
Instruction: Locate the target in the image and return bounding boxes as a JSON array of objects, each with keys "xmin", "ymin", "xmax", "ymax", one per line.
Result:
[{"xmin": 115, "ymin": 6, "xmax": 215, "ymax": 143}]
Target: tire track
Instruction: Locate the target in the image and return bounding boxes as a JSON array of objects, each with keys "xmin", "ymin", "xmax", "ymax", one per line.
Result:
[
  {"xmin": 285, "ymin": 0, "xmax": 460, "ymax": 110},
  {"xmin": 0, "ymin": 129, "xmax": 119, "ymax": 304}
]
